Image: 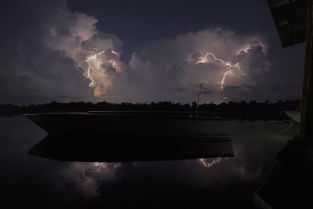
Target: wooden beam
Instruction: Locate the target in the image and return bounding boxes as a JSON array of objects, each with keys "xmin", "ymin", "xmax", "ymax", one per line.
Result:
[{"xmin": 300, "ymin": 0, "xmax": 313, "ymax": 140}]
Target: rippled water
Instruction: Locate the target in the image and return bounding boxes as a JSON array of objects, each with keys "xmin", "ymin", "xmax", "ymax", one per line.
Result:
[{"xmin": 0, "ymin": 116, "xmax": 298, "ymax": 209}]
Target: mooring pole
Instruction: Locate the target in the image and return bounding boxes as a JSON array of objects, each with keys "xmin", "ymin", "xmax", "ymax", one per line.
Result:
[
  {"xmin": 300, "ymin": 0, "xmax": 313, "ymax": 140},
  {"xmin": 195, "ymin": 83, "xmax": 203, "ymax": 115}
]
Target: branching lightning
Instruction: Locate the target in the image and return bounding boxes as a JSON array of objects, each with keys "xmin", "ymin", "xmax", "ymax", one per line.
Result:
[
  {"xmin": 196, "ymin": 52, "xmax": 246, "ymax": 90},
  {"xmin": 82, "ymin": 49, "xmax": 105, "ymax": 87},
  {"xmin": 79, "ymin": 49, "xmax": 247, "ymax": 98},
  {"xmin": 79, "ymin": 48, "xmax": 121, "ymax": 97}
]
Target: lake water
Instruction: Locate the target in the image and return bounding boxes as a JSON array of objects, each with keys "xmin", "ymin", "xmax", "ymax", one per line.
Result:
[{"xmin": 0, "ymin": 116, "xmax": 298, "ymax": 209}]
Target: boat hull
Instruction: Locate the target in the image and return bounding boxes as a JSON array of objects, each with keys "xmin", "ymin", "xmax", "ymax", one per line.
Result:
[{"xmin": 26, "ymin": 112, "xmax": 233, "ymax": 138}]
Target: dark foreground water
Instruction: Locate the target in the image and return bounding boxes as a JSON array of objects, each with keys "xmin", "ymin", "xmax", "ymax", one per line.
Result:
[{"xmin": 0, "ymin": 116, "xmax": 298, "ymax": 209}]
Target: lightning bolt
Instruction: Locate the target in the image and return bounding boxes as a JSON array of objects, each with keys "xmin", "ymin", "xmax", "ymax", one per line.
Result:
[
  {"xmin": 196, "ymin": 52, "xmax": 246, "ymax": 90},
  {"xmin": 83, "ymin": 49, "xmax": 105, "ymax": 87},
  {"xmin": 79, "ymin": 48, "xmax": 121, "ymax": 96}
]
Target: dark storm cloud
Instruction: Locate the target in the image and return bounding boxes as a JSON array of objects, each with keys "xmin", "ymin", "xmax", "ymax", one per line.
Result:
[{"xmin": 0, "ymin": 0, "xmax": 93, "ymax": 104}]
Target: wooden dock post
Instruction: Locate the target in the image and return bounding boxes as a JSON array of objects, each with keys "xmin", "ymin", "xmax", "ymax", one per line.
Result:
[{"xmin": 301, "ymin": 0, "xmax": 313, "ymax": 140}]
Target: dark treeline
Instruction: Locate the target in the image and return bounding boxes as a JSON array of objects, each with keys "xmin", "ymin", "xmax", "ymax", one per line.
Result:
[{"xmin": 0, "ymin": 100, "xmax": 300, "ymax": 121}]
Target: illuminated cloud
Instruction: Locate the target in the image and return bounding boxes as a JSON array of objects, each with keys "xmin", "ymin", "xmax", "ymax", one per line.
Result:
[
  {"xmin": 127, "ymin": 29, "xmax": 270, "ymax": 103},
  {"xmin": 43, "ymin": 2, "xmax": 123, "ymax": 97}
]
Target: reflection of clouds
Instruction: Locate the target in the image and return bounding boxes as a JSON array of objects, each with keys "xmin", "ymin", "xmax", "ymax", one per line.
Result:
[
  {"xmin": 0, "ymin": 116, "xmax": 299, "ymax": 208},
  {"xmin": 197, "ymin": 156, "xmax": 262, "ymax": 183},
  {"xmin": 91, "ymin": 162, "xmax": 121, "ymax": 173},
  {"xmin": 63, "ymin": 162, "xmax": 121, "ymax": 198},
  {"xmin": 187, "ymin": 122, "xmax": 295, "ymax": 186},
  {"xmin": 199, "ymin": 157, "xmax": 224, "ymax": 168},
  {"xmin": 60, "ymin": 122, "xmax": 296, "ymax": 199}
]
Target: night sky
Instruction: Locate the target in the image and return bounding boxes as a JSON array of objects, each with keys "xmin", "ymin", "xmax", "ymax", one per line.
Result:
[{"xmin": 0, "ymin": 0, "xmax": 305, "ymax": 104}]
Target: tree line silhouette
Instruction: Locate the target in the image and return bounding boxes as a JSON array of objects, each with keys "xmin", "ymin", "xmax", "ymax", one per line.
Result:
[{"xmin": 0, "ymin": 100, "xmax": 300, "ymax": 121}]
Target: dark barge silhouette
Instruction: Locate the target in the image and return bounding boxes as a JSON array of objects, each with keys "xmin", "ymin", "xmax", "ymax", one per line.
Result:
[
  {"xmin": 26, "ymin": 111, "xmax": 233, "ymax": 137},
  {"xmin": 26, "ymin": 111, "xmax": 235, "ymax": 161}
]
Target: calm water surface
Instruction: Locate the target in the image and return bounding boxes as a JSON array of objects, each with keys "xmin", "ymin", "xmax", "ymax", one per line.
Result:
[{"xmin": 0, "ymin": 116, "xmax": 298, "ymax": 209}]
